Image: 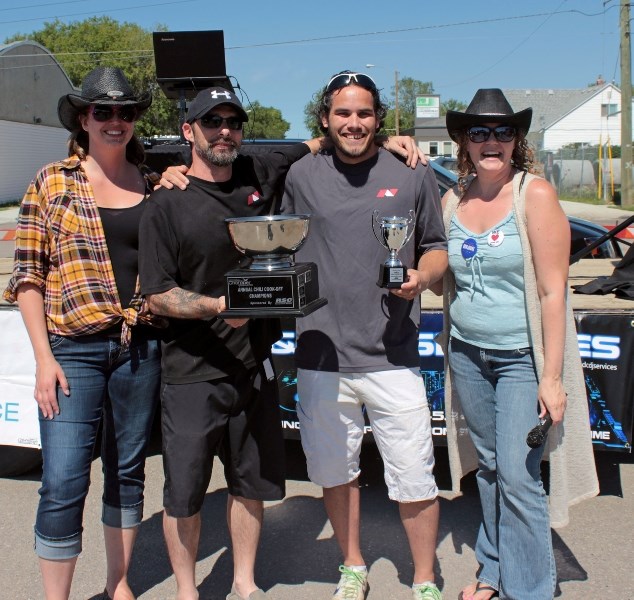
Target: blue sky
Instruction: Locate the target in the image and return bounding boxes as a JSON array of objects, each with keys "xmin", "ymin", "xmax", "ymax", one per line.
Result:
[{"xmin": 0, "ymin": 0, "xmax": 623, "ymax": 138}]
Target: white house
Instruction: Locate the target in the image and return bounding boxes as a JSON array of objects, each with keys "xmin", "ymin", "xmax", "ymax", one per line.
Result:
[
  {"xmin": 504, "ymin": 84, "xmax": 623, "ymax": 153},
  {"xmin": 0, "ymin": 40, "xmax": 75, "ymax": 204}
]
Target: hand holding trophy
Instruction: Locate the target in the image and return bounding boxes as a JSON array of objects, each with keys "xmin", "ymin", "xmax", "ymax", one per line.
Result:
[{"xmin": 372, "ymin": 210, "xmax": 415, "ymax": 288}]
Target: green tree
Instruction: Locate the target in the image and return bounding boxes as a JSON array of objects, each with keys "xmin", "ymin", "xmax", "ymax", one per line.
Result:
[
  {"xmin": 387, "ymin": 76, "xmax": 435, "ymax": 132},
  {"xmin": 244, "ymin": 101, "xmax": 290, "ymax": 139},
  {"xmin": 6, "ymin": 17, "xmax": 178, "ymax": 137},
  {"xmin": 441, "ymin": 98, "xmax": 468, "ymax": 115},
  {"xmin": 303, "ymin": 91, "xmax": 324, "ymax": 138}
]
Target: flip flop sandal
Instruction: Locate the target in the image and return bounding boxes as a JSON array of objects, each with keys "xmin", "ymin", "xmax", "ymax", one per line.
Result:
[{"xmin": 458, "ymin": 582, "xmax": 499, "ymax": 600}]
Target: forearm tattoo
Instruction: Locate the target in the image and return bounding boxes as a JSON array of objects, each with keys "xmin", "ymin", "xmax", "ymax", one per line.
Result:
[{"xmin": 148, "ymin": 287, "xmax": 219, "ymax": 319}]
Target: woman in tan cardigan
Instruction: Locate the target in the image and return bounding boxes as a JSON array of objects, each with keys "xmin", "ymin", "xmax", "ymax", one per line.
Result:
[{"xmin": 436, "ymin": 89, "xmax": 598, "ymax": 600}]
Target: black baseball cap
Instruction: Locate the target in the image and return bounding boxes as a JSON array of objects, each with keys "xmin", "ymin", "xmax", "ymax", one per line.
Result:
[{"xmin": 186, "ymin": 87, "xmax": 249, "ymax": 123}]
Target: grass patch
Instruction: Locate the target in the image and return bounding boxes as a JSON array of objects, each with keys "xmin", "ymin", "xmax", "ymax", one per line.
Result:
[{"xmin": 0, "ymin": 200, "xmax": 20, "ymax": 210}]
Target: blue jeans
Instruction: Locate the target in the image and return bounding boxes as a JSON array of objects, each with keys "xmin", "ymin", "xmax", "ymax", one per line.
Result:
[
  {"xmin": 35, "ymin": 330, "xmax": 161, "ymax": 560},
  {"xmin": 448, "ymin": 337, "xmax": 556, "ymax": 600}
]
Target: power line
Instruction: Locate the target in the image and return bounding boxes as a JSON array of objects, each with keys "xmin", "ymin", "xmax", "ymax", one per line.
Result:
[
  {"xmin": 224, "ymin": 8, "xmax": 617, "ymax": 50},
  {"xmin": 0, "ymin": 6, "xmax": 616, "ymax": 41},
  {"xmin": 0, "ymin": 0, "xmax": 201, "ymax": 26},
  {"xmin": 0, "ymin": 1, "xmax": 85, "ymax": 12},
  {"xmin": 0, "ymin": 6, "xmax": 617, "ymax": 82},
  {"xmin": 434, "ymin": 0, "xmax": 570, "ymax": 89}
]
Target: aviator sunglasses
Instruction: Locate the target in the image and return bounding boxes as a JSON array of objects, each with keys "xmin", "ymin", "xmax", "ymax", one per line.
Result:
[
  {"xmin": 90, "ymin": 104, "xmax": 139, "ymax": 123},
  {"xmin": 325, "ymin": 72, "xmax": 378, "ymax": 93},
  {"xmin": 199, "ymin": 113, "xmax": 244, "ymax": 131},
  {"xmin": 467, "ymin": 125, "xmax": 517, "ymax": 143}
]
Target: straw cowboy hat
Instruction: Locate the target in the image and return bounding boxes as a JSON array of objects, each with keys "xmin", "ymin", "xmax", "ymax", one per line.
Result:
[
  {"xmin": 57, "ymin": 66, "xmax": 152, "ymax": 131},
  {"xmin": 445, "ymin": 88, "xmax": 532, "ymax": 142}
]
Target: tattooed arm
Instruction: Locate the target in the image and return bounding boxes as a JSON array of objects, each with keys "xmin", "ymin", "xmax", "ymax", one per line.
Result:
[
  {"xmin": 147, "ymin": 287, "xmax": 222, "ymax": 319},
  {"xmin": 147, "ymin": 287, "xmax": 247, "ymax": 327}
]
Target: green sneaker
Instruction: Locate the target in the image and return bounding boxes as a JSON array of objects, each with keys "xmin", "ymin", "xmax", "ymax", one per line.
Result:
[
  {"xmin": 333, "ymin": 565, "xmax": 369, "ymax": 600},
  {"xmin": 412, "ymin": 582, "xmax": 442, "ymax": 600}
]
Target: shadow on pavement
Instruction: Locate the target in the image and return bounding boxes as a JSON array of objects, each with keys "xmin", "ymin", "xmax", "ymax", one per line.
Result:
[{"xmin": 121, "ymin": 441, "xmax": 607, "ymax": 598}]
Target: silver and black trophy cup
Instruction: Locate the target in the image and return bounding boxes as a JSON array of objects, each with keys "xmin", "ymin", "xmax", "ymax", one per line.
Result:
[
  {"xmin": 372, "ymin": 210, "xmax": 415, "ymax": 288},
  {"xmin": 219, "ymin": 214, "xmax": 327, "ymax": 318}
]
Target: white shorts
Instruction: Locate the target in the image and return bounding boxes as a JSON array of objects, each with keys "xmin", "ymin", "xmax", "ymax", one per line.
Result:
[{"xmin": 296, "ymin": 368, "xmax": 438, "ymax": 502}]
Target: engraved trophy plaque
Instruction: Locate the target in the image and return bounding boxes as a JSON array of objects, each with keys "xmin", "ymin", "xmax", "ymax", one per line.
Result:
[
  {"xmin": 372, "ymin": 210, "xmax": 415, "ymax": 288},
  {"xmin": 219, "ymin": 214, "xmax": 327, "ymax": 318}
]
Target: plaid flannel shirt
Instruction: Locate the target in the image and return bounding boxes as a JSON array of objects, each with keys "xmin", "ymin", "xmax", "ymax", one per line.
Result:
[{"xmin": 3, "ymin": 156, "xmax": 160, "ymax": 343}]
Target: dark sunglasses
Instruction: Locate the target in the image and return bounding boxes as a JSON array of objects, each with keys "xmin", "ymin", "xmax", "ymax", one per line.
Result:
[
  {"xmin": 90, "ymin": 105, "xmax": 139, "ymax": 123},
  {"xmin": 325, "ymin": 72, "xmax": 377, "ymax": 94},
  {"xmin": 198, "ymin": 114, "xmax": 243, "ymax": 131},
  {"xmin": 467, "ymin": 125, "xmax": 516, "ymax": 143}
]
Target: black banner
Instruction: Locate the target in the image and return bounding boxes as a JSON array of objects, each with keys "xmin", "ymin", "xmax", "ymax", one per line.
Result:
[{"xmin": 270, "ymin": 311, "xmax": 633, "ymax": 451}]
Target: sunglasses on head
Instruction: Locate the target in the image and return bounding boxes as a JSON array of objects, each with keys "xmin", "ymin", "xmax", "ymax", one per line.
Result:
[
  {"xmin": 198, "ymin": 113, "xmax": 244, "ymax": 131},
  {"xmin": 325, "ymin": 72, "xmax": 377, "ymax": 94},
  {"xmin": 467, "ymin": 125, "xmax": 517, "ymax": 143},
  {"xmin": 90, "ymin": 104, "xmax": 139, "ymax": 123}
]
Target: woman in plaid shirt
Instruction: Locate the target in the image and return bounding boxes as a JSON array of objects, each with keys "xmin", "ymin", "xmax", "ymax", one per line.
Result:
[{"xmin": 4, "ymin": 67, "xmax": 162, "ymax": 600}]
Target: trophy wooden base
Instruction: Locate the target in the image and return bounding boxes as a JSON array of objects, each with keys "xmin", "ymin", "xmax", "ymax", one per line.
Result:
[
  {"xmin": 377, "ymin": 264, "xmax": 408, "ymax": 288},
  {"xmin": 218, "ymin": 262, "xmax": 327, "ymax": 318}
]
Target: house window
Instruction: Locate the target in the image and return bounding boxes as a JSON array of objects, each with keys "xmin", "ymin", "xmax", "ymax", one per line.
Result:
[
  {"xmin": 429, "ymin": 142, "xmax": 438, "ymax": 156},
  {"xmin": 443, "ymin": 141, "xmax": 453, "ymax": 157},
  {"xmin": 601, "ymin": 103, "xmax": 618, "ymax": 117}
]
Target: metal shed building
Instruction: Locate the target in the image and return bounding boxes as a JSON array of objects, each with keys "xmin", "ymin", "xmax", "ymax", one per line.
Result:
[{"xmin": 0, "ymin": 40, "xmax": 75, "ymax": 204}]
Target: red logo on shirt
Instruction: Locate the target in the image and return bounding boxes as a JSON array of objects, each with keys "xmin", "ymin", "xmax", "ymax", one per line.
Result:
[
  {"xmin": 377, "ymin": 189, "xmax": 399, "ymax": 198},
  {"xmin": 247, "ymin": 192, "xmax": 262, "ymax": 205}
]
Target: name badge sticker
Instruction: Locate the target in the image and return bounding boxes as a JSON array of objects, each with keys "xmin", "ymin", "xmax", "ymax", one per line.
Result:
[{"xmin": 461, "ymin": 238, "xmax": 478, "ymax": 259}]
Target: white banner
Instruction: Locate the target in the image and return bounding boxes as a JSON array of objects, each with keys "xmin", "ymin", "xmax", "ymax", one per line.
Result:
[{"xmin": 0, "ymin": 307, "xmax": 40, "ymax": 448}]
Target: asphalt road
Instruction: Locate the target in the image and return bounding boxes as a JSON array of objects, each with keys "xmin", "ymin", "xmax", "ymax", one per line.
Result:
[{"xmin": 0, "ymin": 444, "xmax": 632, "ymax": 600}]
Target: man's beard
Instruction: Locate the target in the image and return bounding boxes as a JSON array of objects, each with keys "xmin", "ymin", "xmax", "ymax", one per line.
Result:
[
  {"xmin": 329, "ymin": 130, "xmax": 375, "ymax": 161},
  {"xmin": 194, "ymin": 134, "xmax": 239, "ymax": 167}
]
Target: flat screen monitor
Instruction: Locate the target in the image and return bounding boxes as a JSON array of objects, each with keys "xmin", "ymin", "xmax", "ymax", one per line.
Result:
[{"xmin": 153, "ymin": 30, "xmax": 232, "ymax": 99}]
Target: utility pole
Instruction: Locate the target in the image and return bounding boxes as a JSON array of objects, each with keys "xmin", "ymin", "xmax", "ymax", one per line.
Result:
[
  {"xmin": 621, "ymin": 0, "xmax": 632, "ymax": 204},
  {"xmin": 394, "ymin": 70, "xmax": 400, "ymax": 136}
]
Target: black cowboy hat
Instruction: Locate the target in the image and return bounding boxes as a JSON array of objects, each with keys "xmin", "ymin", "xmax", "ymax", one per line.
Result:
[
  {"xmin": 57, "ymin": 66, "xmax": 152, "ymax": 131},
  {"xmin": 445, "ymin": 88, "xmax": 532, "ymax": 142}
]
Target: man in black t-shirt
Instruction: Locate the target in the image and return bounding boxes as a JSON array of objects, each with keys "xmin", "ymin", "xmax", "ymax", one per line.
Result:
[{"xmin": 138, "ymin": 87, "xmax": 322, "ymax": 600}]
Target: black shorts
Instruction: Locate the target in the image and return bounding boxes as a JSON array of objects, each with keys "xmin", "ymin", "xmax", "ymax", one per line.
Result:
[{"xmin": 161, "ymin": 361, "xmax": 285, "ymax": 517}]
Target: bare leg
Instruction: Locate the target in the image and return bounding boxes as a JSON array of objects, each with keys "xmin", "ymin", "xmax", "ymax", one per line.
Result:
[
  {"xmin": 323, "ymin": 479, "xmax": 364, "ymax": 566},
  {"xmin": 399, "ymin": 498, "xmax": 439, "ymax": 584},
  {"xmin": 39, "ymin": 557, "xmax": 77, "ymax": 600},
  {"xmin": 227, "ymin": 494, "xmax": 263, "ymax": 598},
  {"xmin": 103, "ymin": 524, "xmax": 137, "ymax": 600},
  {"xmin": 163, "ymin": 511, "xmax": 201, "ymax": 600}
]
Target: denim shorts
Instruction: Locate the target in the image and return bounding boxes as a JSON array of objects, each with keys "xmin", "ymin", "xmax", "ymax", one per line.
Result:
[
  {"xmin": 297, "ymin": 368, "xmax": 437, "ymax": 502},
  {"xmin": 35, "ymin": 329, "xmax": 161, "ymax": 560}
]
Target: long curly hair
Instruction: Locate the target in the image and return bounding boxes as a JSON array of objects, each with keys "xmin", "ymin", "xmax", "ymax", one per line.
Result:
[{"xmin": 454, "ymin": 128, "xmax": 535, "ymax": 193}]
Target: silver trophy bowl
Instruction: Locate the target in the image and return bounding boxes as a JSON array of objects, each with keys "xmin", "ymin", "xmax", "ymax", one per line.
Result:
[{"xmin": 225, "ymin": 214, "xmax": 311, "ymax": 270}]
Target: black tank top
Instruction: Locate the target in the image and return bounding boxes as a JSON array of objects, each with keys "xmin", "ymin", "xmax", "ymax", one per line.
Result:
[{"xmin": 98, "ymin": 197, "xmax": 147, "ymax": 308}]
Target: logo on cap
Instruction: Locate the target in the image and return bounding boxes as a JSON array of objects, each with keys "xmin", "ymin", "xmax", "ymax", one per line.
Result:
[{"xmin": 210, "ymin": 90, "xmax": 232, "ymax": 100}]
